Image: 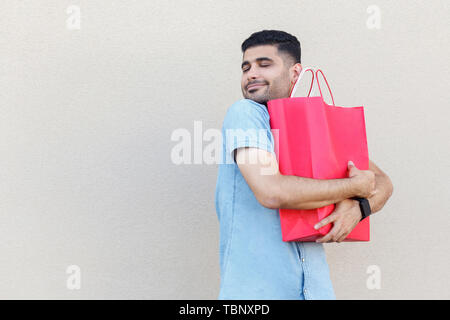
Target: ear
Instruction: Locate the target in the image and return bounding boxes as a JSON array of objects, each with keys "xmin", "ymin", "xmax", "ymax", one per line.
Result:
[{"xmin": 290, "ymin": 63, "xmax": 302, "ymax": 85}]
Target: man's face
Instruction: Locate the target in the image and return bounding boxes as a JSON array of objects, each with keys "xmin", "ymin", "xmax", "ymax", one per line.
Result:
[{"xmin": 241, "ymin": 44, "xmax": 297, "ymax": 105}]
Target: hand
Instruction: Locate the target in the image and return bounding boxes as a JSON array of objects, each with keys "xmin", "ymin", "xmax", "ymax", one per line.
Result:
[
  {"xmin": 348, "ymin": 160, "xmax": 377, "ymax": 198},
  {"xmin": 314, "ymin": 198, "xmax": 362, "ymax": 243}
]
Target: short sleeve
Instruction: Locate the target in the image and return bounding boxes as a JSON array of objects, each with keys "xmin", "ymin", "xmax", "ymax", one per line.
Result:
[{"xmin": 222, "ymin": 99, "xmax": 275, "ymax": 164}]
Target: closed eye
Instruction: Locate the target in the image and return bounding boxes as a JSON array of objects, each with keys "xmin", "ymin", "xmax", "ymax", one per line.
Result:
[{"xmin": 242, "ymin": 64, "xmax": 271, "ymax": 72}]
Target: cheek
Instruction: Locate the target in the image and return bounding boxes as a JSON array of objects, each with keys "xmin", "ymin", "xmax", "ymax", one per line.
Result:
[
  {"xmin": 271, "ymin": 74, "xmax": 290, "ymax": 90},
  {"xmin": 266, "ymin": 70, "xmax": 284, "ymax": 85},
  {"xmin": 240, "ymin": 77, "xmax": 246, "ymax": 88}
]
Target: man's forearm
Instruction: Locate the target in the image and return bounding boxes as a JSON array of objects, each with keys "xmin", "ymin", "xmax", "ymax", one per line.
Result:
[
  {"xmin": 276, "ymin": 175, "xmax": 357, "ymax": 210},
  {"xmin": 367, "ymin": 173, "xmax": 393, "ymax": 214}
]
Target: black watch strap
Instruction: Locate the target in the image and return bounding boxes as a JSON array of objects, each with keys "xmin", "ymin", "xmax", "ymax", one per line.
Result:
[{"xmin": 351, "ymin": 197, "xmax": 372, "ymax": 221}]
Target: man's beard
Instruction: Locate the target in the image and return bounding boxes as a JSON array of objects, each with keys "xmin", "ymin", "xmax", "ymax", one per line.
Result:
[
  {"xmin": 243, "ymin": 76, "xmax": 290, "ymax": 106},
  {"xmin": 243, "ymin": 86, "xmax": 271, "ymax": 105}
]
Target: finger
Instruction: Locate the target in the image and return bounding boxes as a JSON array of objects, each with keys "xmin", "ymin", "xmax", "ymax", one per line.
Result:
[
  {"xmin": 316, "ymin": 223, "xmax": 340, "ymax": 243},
  {"xmin": 336, "ymin": 231, "xmax": 349, "ymax": 243},
  {"xmin": 348, "ymin": 160, "xmax": 357, "ymax": 170},
  {"xmin": 316, "ymin": 232, "xmax": 334, "ymax": 243},
  {"xmin": 329, "ymin": 223, "xmax": 345, "ymax": 243},
  {"xmin": 314, "ymin": 213, "xmax": 338, "ymax": 230},
  {"xmin": 347, "ymin": 161, "xmax": 358, "ymax": 178}
]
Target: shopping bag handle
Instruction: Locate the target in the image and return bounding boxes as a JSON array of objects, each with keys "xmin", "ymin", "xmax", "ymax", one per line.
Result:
[
  {"xmin": 289, "ymin": 67, "xmax": 316, "ymax": 98},
  {"xmin": 315, "ymin": 69, "xmax": 335, "ymax": 106}
]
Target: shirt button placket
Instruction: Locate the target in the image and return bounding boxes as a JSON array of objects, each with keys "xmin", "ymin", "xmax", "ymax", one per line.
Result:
[{"xmin": 298, "ymin": 243, "xmax": 309, "ymax": 299}]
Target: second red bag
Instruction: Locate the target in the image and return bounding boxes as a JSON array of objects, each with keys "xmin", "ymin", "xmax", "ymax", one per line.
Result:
[{"xmin": 267, "ymin": 68, "xmax": 370, "ymax": 242}]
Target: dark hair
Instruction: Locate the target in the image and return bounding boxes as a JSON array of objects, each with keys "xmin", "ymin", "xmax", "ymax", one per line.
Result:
[{"xmin": 241, "ymin": 30, "xmax": 301, "ymax": 65}]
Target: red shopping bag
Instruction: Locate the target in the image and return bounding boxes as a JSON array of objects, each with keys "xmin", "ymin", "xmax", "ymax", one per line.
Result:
[{"xmin": 267, "ymin": 68, "xmax": 370, "ymax": 242}]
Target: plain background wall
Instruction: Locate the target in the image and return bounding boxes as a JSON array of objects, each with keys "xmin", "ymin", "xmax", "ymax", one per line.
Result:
[{"xmin": 0, "ymin": 0, "xmax": 449, "ymax": 299}]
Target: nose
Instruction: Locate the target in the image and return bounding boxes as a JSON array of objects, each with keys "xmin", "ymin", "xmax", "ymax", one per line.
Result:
[
  {"xmin": 246, "ymin": 66, "xmax": 259, "ymax": 80},
  {"xmin": 245, "ymin": 68, "xmax": 263, "ymax": 89}
]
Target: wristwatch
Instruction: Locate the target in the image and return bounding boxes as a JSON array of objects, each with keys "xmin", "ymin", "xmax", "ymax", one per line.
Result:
[{"xmin": 351, "ymin": 197, "xmax": 372, "ymax": 221}]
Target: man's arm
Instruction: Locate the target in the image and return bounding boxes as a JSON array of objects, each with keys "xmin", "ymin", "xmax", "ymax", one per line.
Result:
[
  {"xmin": 366, "ymin": 160, "xmax": 394, "ymax": 214},
  {"xmin": 235, "ymin": 147, "xmax": 376, "ymax": 210},
  {"xmin": 313, "ymin": 160, "xmax": 394, "ymax": 242}
]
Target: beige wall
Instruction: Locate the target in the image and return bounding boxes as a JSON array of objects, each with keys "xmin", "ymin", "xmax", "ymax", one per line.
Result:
[{"xmin": 0, "ymin": 0, "xmax": 449, "ymax": 299}]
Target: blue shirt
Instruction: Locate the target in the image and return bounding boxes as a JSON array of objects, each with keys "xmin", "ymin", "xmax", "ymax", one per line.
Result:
[{"xmin": 214, "ymin": 99, "xmax": 336, "ymax": 300}]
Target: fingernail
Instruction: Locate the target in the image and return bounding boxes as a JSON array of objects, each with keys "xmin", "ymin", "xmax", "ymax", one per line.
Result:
[
  {"xmin": 314, "ymin": 224, "xmax": 319, "ymax": 230},
  {"xmin": 348, "ymin": 161, "xmax": 354, "ymax": 166}
]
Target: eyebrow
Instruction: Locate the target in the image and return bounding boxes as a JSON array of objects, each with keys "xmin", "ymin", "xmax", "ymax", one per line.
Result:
[{"xmin": 241, "ymin": 57, "xmax": 274, "ymax": 69}]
